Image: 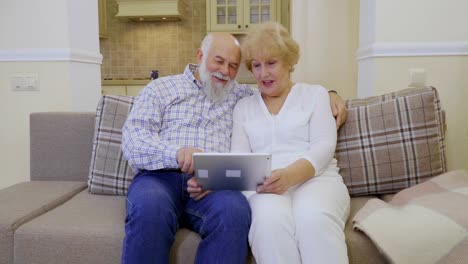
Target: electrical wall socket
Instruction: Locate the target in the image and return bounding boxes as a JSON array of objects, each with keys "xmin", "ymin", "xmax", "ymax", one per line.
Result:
[
  {"xmin": 10, "ymin": 73, "xmax": 40, "ymax": 91},
  {"xmin": 409, "ymin": 68, "xmax": 426, "ymax": 87}
]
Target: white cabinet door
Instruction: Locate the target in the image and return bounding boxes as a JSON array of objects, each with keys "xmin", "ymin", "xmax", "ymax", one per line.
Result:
[
  {"xmin": 208, "ymin": 0, "xmax": 243, "ymax": 32},
  {"xmin": 243, "ymin": 0, "xmax": 277, "ymax": 31},
  {"xmin": 207, "ymin": 0, "xmax": 278, "ymax": 33}
]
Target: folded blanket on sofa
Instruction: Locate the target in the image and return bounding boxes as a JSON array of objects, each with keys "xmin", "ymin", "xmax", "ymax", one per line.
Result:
[{"xmin": 353, "ymin": 170, "xmax": 468, "ymax": 264}]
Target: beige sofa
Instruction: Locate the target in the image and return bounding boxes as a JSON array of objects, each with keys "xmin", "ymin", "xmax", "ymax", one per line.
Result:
[
  {"xmin": 0, "ymin": 112, "xmax": 389, "ymax": 264},
  {"xmin": 1, "ymin": 87, "xmax": 447, "ymax": 264}
]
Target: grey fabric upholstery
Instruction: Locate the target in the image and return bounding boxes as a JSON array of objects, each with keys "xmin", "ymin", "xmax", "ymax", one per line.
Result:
[
  {"xmin": 170, "ymin": 228, "xmax": 201, "ymax": 263},
  {"xmin": 30, "ymin": 112, "xmax": 95, "ymax": 181},
  {"xmin": 13, "ymin": 188, "xmax": 387, "ymax": 264},
  {"xmin": 0, "ymin": 181, "xmax": 86, "ymax": 264},
  {"xmin": 7, "ymin": 112, "xmax": 392, "ymax": 264},
  {"xmin": 14, "ymin": 190, "xmax": 203, "ymax": 264},
  {"xmin": 15, "ymin": 190, "xmax": 125, "ymax": 264}
]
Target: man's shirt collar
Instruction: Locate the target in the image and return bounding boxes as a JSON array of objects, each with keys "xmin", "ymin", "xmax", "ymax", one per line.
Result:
[{"xmin": 185, "ymin": 64, "xmax": 203, "ymax": 89}]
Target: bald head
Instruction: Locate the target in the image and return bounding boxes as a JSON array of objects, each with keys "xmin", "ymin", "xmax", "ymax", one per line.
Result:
[
  {"xmin": 201, "ymin": 32, "xmax": 240, "ymax": 53},
  {"xmin": 198, "ymin": 32, "xmax": 241, "ymax": 67},
  {"xmin": 196, "ymin": 33, "xmax": 241, "ymax": 102}
]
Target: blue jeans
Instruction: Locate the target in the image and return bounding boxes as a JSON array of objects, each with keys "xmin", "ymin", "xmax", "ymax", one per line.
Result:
[{"xmin": 121, "ymin": 170, "xmax": 251, "ymax": 264}]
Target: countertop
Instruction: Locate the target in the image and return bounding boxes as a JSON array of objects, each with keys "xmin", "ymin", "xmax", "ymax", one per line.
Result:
[
  {"xmin": 102, "ymin": 78, "xmax": 256, "ymax": 86},
  {"xmin": 102, "ymin": 79, "xmax": 151, "ymax": 86}
]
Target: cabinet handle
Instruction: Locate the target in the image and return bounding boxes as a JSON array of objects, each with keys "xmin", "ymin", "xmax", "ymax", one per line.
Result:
[
  {"xmin": 245, "ymin": 25, "xmax": 249, "ymax": 28},
  {"xmin": 238, "ymin": 25, "xmax": 241, "ymax": 29}
]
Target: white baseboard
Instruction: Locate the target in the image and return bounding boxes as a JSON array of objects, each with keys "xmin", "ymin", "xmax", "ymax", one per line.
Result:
[
  {"xmin": 357, "ymin": 42, "xmax": 468, "ymax": 60},
  {"xmin": 0, "ymin": 48, "xmax": 102, "ymax": 64}
]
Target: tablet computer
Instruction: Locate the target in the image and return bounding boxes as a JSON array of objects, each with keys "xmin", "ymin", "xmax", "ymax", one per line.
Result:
[{"xmin": 193, "ymin": 152, "xmax": 272, "ymax": 191}]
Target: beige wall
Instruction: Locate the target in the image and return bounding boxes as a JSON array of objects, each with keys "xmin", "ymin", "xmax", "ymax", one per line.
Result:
[
  {"xmin": 373, "ymin": 57, "xmax": 468, "ymax": 171},
  {"xmin": 0, "ymin": 62, "xmax": 71, "ymax": 188},
  {"xmin": 358, "ymin": 0, "xmax": 468, "ymax": 171},
  {"xmin": 0, "ymin": 0, "xmax": 69, "ymax": 49},
  {"xmin": 0, "ymin": 0, "xmax": 101, "ymax": 189},
  {"xmin": 291, "ymin": 0, "xmax": 360, "ymax": 100},
  {"xmin": 375, "ymin": 0, "xmax": 468, "ymax": 42},
  {"xmin": 100, "ymin": 0, "xmax": 207, "ymax": 80}
]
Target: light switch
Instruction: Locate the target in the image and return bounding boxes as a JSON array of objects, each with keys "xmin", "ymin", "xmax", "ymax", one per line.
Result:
[
  {"xmin": 24, "ymin": 76, "xmax": 37, "ymax": 90},
  {"xmin": 10, "ymin": 73, "xmax": 39, "ymax": 91},
  {"xmin": 11, "ymin": 77, "xmax": 24, "ymax": 90}
]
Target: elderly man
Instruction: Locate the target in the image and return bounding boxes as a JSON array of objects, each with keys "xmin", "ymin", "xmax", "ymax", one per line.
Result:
[{"xmin": 121, "ymin": 32, "xmax": 347, "ymax": 264}]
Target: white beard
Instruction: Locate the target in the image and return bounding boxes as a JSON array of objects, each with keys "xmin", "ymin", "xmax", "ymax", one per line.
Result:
[{"xmin": 199, "ymin": 61, "xmax": 235, "ymax": 103}]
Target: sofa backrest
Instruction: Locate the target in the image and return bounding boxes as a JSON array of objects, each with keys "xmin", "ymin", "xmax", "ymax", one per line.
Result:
[
  {"xmin": 30, "ymin": 112, "xmax": 95, "ymax": 181},
  {"xmin": 29, "ymin": 87, "xmax": 447, "ymax": 195}
]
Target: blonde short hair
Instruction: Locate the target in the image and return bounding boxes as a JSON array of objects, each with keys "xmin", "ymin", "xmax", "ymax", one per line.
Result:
[{"xmin": 242, "ymin": 22, "xmax": 300, "ymax": 72}]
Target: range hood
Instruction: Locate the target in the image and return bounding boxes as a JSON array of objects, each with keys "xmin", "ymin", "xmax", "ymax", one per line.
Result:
[{"xmin": 115, "ymin": 0, "xmax": 183, "ymax": 22}]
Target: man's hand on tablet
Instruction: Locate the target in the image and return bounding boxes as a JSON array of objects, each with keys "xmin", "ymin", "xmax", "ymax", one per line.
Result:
[
  {"xmin": 177, "ymin": 147, "xmax": 202, "ymax": 174},
  {"xmin": 187, "ymin": 177, "xmax": 211, "ymax": 201}
]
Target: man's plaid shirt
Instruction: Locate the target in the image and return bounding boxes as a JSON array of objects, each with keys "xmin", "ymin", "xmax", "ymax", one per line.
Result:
[{"xmin": 122, "ymin": 64, "xmax": 253, "ymax": 173}]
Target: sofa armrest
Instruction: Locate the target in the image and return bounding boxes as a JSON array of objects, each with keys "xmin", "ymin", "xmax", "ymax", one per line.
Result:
[
  {"xmin": 0, "ymin": 181, "xmax": 86, "ymax": 264},
  {"xmin": 30, "ymin": 112, "xmax": 95, "ymax": 181}
]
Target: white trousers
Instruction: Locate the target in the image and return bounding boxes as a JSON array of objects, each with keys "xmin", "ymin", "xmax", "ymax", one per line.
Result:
[{"xmin": 244, "ymin": 169, "xmax": 350, "ymax": 264}]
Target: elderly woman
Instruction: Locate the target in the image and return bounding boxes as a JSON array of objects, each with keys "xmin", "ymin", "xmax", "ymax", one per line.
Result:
[{"xmin": 231, "ymin": 22, "xmax": 350, "ymax": 263}]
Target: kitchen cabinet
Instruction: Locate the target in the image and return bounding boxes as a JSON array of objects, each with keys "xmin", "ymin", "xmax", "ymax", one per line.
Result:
[
  {"xmin": 102, "ymin": 85, "xmax": 126, "ymax": 95},
  {"xmin": 101, "ymin": 80, "xmax": 150, "ymax": 96},
  {"xmin": 98, "ymin": 0, "xmax": 108, "ymax": 38},
  {"xmin": 126, "ymin": 85, "xmax": 145, "ymax": 97},
  {"xmin": 206, "ymin": 0, "xmax": 283, "ymax": 33}
]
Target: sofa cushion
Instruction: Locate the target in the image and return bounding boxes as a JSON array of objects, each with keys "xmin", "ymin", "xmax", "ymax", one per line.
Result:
[
  {"xmin": 336, "ymin": 87, "xmax": 446, "ymax": 196},
  {"xmin": 353, "ymin": 170, "xmax": 468, "ymax": 263},
  {"xmin": 14, "ymin": 190, "xmax": 202, "ymax": 264},
  {"xmin": 30, "ymin": 112, "xmax": 95, "ymax": 181},
  {"xmin": 88, "ymin": 95, "xmax": 135, "ymax": 195},
  {"xmin": 12, "ymin": 189, "xmax": 385, "ymax": 264},
  {"xmin": 0, "ymin": 181, "xmax": 86, "ymax": 264}
]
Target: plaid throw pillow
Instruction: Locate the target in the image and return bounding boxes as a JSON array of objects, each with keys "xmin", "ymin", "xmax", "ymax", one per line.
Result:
[
  {"xmin": 335, "ymin": 87, "xmax": 447, "ymax": 196},
  {"xmin": 88, "ymin": 95, "xmax": 135, "ymax": 195}
]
